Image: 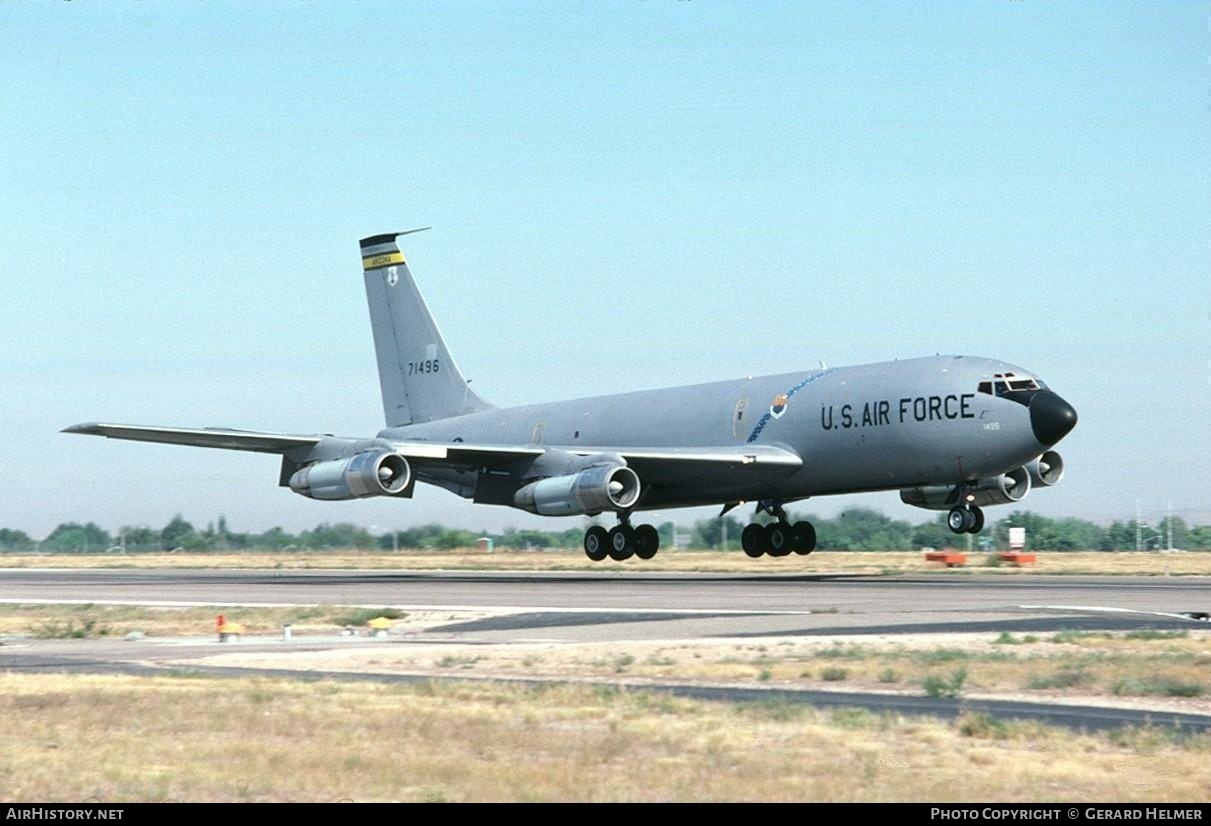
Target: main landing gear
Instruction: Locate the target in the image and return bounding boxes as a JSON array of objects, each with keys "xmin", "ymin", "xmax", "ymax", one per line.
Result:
[
  {"xmin": 947, "ymin": 504, "xmax": 984, "ymax": 534},
  {"xmin": 740, "ymin": 500, "xmax": 816, "ymax": 559},
  {"xmin": 583, "ymin": 516, "xmax": 660, "ymax": 562}
]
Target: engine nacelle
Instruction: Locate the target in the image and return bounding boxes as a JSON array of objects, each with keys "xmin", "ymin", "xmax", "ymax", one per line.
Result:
[
  {"xmin": 1028, "ymin": 450, "xmax": 1064, "ymax": 487},
  {"xmin": 513, "ymin": 464, "xmax": 641, "ymax": 516},
  {"xmin": 289, "ymin": 451, "xmax": 411, "ymax": 501},
  {"xmin": 900, "ymin": 466, "xmax": 1032, "ymax": 510}
]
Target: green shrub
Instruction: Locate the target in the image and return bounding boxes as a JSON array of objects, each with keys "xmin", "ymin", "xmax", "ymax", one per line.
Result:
[
  {"xmin": 957, "ymin": 712, "xmax": 1009, "ymax": 740},
  {"xmin": 923, "ymin": 667, "xmax": 968, "ymax": 699},
  {"xmin": 332, "ymin": 607, "xmax": 405, "ymax": 626},
  {"xmin": 1123, "ymin": 629, "xmax": 1188, "ymax": 641},
  {"xmin": 1027, "ymin": 668, "xmax": 1094, "ymax": 690},
  {"xmin": 1112, "ymin": 676, "xmax": 1204, "ymax": 697}
]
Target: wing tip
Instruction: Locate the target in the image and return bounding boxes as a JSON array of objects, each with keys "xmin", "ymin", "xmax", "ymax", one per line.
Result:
[{"xmin": 62, "ymin": 422, "xmax": 103, "ymax": 435}]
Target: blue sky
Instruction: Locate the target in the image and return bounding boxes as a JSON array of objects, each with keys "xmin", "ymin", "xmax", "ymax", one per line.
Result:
[{"xmin": 2, "ymin": 2, "xmax": 1208, "ymax": 539}]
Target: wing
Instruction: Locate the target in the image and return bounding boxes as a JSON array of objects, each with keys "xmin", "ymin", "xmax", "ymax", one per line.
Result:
[
  {"xmin": 62, "ymin": 422, "xmax": 545, "ymax": 463},
  {"xmin": 64, "ymin": 422, "xmax": 801, "ymax": 490},
  {"xmin": 62, "ymin": 422, "xmax": 322, "ymax": 453}
]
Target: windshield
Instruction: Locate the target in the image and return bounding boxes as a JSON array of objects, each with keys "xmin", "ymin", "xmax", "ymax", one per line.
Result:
[{"xmin": 977, "ymin": 372, "xmax": 1046, "ymax": 401}]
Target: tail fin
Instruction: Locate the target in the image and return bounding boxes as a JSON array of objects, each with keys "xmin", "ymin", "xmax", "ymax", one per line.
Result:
[{"xmin": 360, "ymin": 231, "xmax": 492, "ymax": 427}]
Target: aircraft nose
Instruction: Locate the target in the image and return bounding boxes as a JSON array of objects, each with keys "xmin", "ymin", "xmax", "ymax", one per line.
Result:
[{"xmin": 1029, "ymin": 390, "xmax": 1077, "ymax": 445}]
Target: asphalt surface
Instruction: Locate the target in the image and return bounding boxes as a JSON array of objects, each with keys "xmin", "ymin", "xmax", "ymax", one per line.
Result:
[
  {"xmin": 3, "ymin": 648, "xmax": 1210, "ymax": 734},
  {"xmin": 0, "ymin": 568, "xmax": 1207, "ymax": 640},
  {"xmin": 2, "ymin": 568, "xmax": 1209, "ymax": 732}
]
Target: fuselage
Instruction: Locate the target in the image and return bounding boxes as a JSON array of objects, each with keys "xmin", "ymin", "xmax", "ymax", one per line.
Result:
[{"xmin": 384, "ymin": 354, "xmax": 1070, "ymax": 511}]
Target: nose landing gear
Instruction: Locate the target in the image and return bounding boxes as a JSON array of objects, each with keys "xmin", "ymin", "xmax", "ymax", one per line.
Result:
[{"xmin": 947, "ymin": 505, "xmax": 984, "ymax": 534}]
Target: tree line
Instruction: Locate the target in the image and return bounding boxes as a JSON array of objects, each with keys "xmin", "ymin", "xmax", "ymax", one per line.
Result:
[
  {"xmin": 0, "ymin": 509, "xmax": 1207, "ymax": 553},
  {"xmin": 700, "ymin": 508, "xmax": 1208, "ymax": 552}
]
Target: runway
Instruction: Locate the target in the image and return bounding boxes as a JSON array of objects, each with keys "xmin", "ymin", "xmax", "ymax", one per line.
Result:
[
  {"xmin": 3, "ymin": 568, "xmax": 1210, "ymax": 732},
  {"xmin": 0, "ymin": 568, "xmax": 1206, "ymax": 641}
]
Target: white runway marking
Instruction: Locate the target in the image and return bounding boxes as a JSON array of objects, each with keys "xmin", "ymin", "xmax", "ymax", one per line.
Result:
[
  {"xmin": 1020, "ymin": 604, "xmax": 1208, "ymax": 622},
  {"xmin": 0, "ymin": 597, "xmax": 815, "ymax": 616}
]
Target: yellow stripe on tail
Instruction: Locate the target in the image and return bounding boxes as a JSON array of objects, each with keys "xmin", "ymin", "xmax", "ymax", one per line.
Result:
[{"xmin": 362, "ymin": 251, "xmax": 405, "ymax": 270}]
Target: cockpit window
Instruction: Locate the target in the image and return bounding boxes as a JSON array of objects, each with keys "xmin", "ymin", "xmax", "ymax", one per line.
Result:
[{"xmin": 977, "ymin": 372, "xmax": 1045, "ymax": 397}]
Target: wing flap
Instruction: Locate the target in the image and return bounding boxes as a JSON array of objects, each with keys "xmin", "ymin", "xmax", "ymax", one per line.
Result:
[
  {"xmin": 395, "ymin": 441, "xmax": 801, "ymax": 488},
  {"xmin": 603, "ymin": 444, "xmax": 802, "ymax": 488},
  {"xmin": 603, "ymin": 445, "xmax": 801, "ymax": 467},
  {"xmin": 385, "ymin": 441, "xmax": 801, "ymax": 471}
]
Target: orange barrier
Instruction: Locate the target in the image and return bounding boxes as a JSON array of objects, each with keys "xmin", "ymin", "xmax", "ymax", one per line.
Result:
[
  {"xmin": 925, "ymin": 550, "xmax": 967, "ymax": 568},
  {"xmin": 1000, "ymin": 552, "xmax": 1037, "ymax": 567},
  {"xmin": 216, "ymin": 614, "xmax": 246, "ymax": 641}
]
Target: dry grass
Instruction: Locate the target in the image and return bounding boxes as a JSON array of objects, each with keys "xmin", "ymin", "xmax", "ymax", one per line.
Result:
[
  {"xmin": 3, "ymin": 549, "xmax": 1211, "ymax": 576},
  {"xmin": 0, "ymin": 603, "xmax": 483, "ymax": 638},
  {"xmin": 0, "ymin": 672, "xmax": 1206, "ymax": 802},
  {"xmin": 191, "ymin": 629, "xmax": 1211, "ymax": 714}
]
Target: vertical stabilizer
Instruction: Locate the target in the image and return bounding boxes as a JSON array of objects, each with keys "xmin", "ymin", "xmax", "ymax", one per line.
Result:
[{"xmin": 360, "ymin": 232, "xmax": 491, "ymax": 426}]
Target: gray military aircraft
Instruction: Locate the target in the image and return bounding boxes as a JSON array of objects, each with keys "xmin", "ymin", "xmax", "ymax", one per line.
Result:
[{"xmin": 65, "ymin": 231, "xmax": 1077, "ymax": 561}]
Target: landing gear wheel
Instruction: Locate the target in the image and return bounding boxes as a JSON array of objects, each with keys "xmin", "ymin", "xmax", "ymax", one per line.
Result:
[
  {"xmin": 634, "ymin": 524, "xmax": 660, "ymax": 559},
  {"xmin": 967, "ymin": 507, "xmax": 985, "ymax": 534},
  {"xmin": 947, "ymin": 507, "xmax": 968, "ymax": 534},
  {"xmin": 607, "ymin": 525, "xmax": 636, "ymax": 561},
  {"xmin": 766, "ymin": 522, "xmax": 792, "ymax": 557},
  {"xmin": 584, "ymin": 525, "xmax": 609, "ymax": 561},
  {"xmin": 790, "ymin": 521, "xmax": 816, "ymax": 555},
  {"xmin": 741, "ymin": 523, "xmax": 767, "ymax": 558}
]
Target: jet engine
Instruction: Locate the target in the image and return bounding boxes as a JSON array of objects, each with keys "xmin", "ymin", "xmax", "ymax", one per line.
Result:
[
  {"xmin": 514, "ymin": 464, "xmax": 641, "ymax": 516},
  {"xmin": 900, "ymin": 466, "xmax": 1032, "ymax": 510},
  {"xmin": 1028, "ymin": 450, "xmax": 1064, "ymax": 487},
  {"xmin": 288, "ymin": 450, "xmax": 411, "ymax": 501}
]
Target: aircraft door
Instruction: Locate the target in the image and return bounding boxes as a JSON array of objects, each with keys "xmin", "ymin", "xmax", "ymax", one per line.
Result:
[{"xmin": 732, "ymin": 399, "xmax": 749, "ymax": 440}]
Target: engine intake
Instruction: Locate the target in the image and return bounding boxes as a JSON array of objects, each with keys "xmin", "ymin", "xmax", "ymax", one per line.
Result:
[
  {"xmin": 514, "ymin": 464, "xmax": 641, "ymax": 516},
  {"xmin": 900, "ymin": 466, "xmax": 1032, "ymax": 510},
  {"xmin": 289, "ymin": 451, "xmax": 411, "ymax": 501},
  {"xmin": 1028, "ymin": 450, "xmax": 1064, "ymax": 487}
]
